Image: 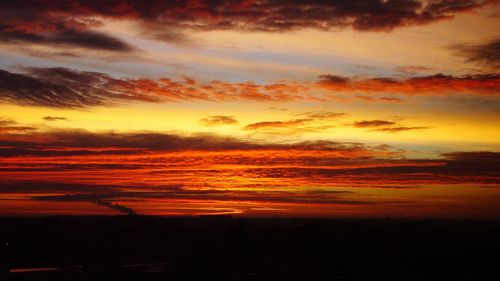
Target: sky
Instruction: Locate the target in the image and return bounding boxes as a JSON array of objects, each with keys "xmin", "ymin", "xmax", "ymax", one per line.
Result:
[{"xmin": 0, "ymin": 0, "xmax": 499, "ymax": 217}]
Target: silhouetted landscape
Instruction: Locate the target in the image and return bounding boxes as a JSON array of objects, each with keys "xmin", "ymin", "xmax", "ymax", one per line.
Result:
[
  {"xmin": 1, "ymin": 216, "xmax": 499, "ymax": 281},
  {"xmin": 1, "ymin": 1, "xmax": 499, "ymax": 280}
]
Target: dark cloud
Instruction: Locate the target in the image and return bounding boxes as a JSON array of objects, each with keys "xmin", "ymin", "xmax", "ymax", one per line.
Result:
[
  {"xmin": 0, "ymin": 29, "xmax": 133, "ymax": 52},
  {"xmin": 354, "ymin": 120, "xmax": 396, "ymax": 128},
  {"xmin": 2, "ymin": 149, "xmax": 496, "ymax": 217},
  {"xmin": 242, "ymin": 113, "xmax": 345, "ymax": 134},
  {"xmin": 0, "ymin": 130, "xmax": 261, "ymax": 152},
  {"xmin": 379, "ymin": 97, "xmax": 404, "ymax": 102},
  {"xmin": 453, "ymin": 37, "xmax": 500, "ymax": 70},
  {"xmin": 396, "ymin": 65, "xmax": 434, "ymax": 75},
  {"xmin": 244, "ymin": 119, "xmax": 312, "ymax": 130},
  {"xmin": 353, "ymin": 119, "xmax": 429, "ymax": 133},
  {"xmin": 443, "ymin": 151, "xmax": 500, "ymax": 165},
  {"xmin": 0, "ymin": 0, "xmax": 492, "ymax": 52},
  {"xmin": 298, "ymin": 111, "xmax": 346, "ymax": 119},
  {"xmin": 138, "ymin": 21, "xmax": 192, "ymax": 45},
  {"xmin": 43, "ymin": 116, "xmax": 68, "ymax": 121},
  {"xmin": 0, "ymin": 3, "xmax": 134, "ymax": 52},
  {"xmin": 4, "ymin": 66, "xmax": 497, "ymax": 110},
  {"xmin": 0, "ymin": 67, "xmax": 160, "ymax": 108},
  {"xmin": 371, "ymin": 126, "xmax": 430, "ymax": 133},
  {"xmin": 0, "ymin": 147, "xmax": 143, "ymax": 158},
  {"xmin": 0, "ymin": 117, "xmax": 36, "ymax": 133},
  {"xmin": 200, "ymin": 115, "xmax": 238, "ymax": 126},
  {"xmin": 0, "ymin": 128, "xmax": 397, "ymax": 158},
  {"xmin": 0, "ymin": 118, "xmax": 17, "ymax": 127},
  {"xmin": 356, "ymin": 95, "xmax": 404, "ymax": 102},
  {"xmin": 317, "ymin": 73, "xmax": 500, "ymax": 95},
  {"xmin": 0, "ymin": 181, "xmax": 119, "ymax": 194},
  {"xmin": 0, "ymin": 126, "xmax": 36, "ymax": 133},
  {"xmin": 30, "ymin": 185, "xmax": 368, "ymax": 206},
  {"xmin": 1, "ymin": 133, "xmax": 498, "ymax": 212},
  {"xmin": 0, "ymin": 67, "xmax": 312, "ymax": 108},
  {"xmin": 318, "ymin": 75, "xmax": 350, "ymax": 84},
  {"xmin": 242, "ymin": 150, "xmax": 500, "ymax": 185}
]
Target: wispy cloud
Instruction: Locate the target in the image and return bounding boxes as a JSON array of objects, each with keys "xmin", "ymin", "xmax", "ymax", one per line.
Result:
[
  {"xmin": 0, "ymin": 0, "xmax": 490, "ymax": 43},
  {"xmin": 353, "ymin": 120, "xmax": 396, "ymax": 128},
  {"xmin": 0, "ymin": 67, "xmax": 313, "ymax": 108},
  {"xmin": 318, "ymin": 73, "xmax": 500, "ymax": 95},
  {"xmin": 297, "ymin": 111, "xmax": 346, "ymax": 119},
  {"xmin": 200, "ymin": 115, "xmax": 238, "ymax": 126},
  {"xmin": 43, "ymin": 116, "xmax": 68, "ymax": 121},
  {"xmin": 2, "ymin": 66, "xmax": 498, "ymax": 109},
  {"xmin": 353, "ymin": 119, "xmax": 429, "ymax": 133},
  {"xmin": 244, "ymin": 119, "xmax": 312, "ymax": 130},
  {"xmin": 0, "ymin": 117, "xmax": 36, "ymax": 133},
  {"xmin": 453, "ymin": 37, "xmax": 500, "ymax": 71},
  {"xmin": 371, "ymin": 126, "xmax": 430, "ymax": 133}
]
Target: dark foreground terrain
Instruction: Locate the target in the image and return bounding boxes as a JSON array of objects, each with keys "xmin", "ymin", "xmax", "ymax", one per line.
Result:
[{"xmin": 0, "ymin": 216, "xmax": 499, "ymax": 281}]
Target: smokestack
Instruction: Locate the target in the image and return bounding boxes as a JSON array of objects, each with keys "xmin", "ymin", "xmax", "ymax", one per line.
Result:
[{"xmin": 94, "ymin": 200, "xmax": 138, "ymax": 215}]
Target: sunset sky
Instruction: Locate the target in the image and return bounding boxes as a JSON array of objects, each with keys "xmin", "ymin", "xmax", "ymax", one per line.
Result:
[{"xmin": 0, "ymin": 0, "xmax": 499, "ymax": 217}]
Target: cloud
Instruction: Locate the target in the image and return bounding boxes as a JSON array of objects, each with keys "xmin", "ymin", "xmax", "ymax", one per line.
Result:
[
  {"xmin": 0, "ymin": 67, "xmax": 160, "ymax": 108},
  {"xmin": 0, "ymin": 67, "xmax": 313, "ymax": 108},
  {"xmin": 0, "ymin": 5, "xmax": 134, "ymax": 52},
  {"xmin": 1, "ymin": 130, "xmax": 498, "ymax": 214},
  {"xmin": 379, "ymin": 97, "xmax": 404, "ymax": 103},
  {"xmin": 30, "ymin": 186, "xmax": 368, "ymax": 207},
  {"xmin": 356, "ymin": 95, "xmax": 404, "ymax": 102},
  {"xmin": 0, "ymin": 181, "xmax": 119, "ymax": 194},
  {"xmin": 0, "ymin": 130, "xmax": 261, "ymax": 152},
  {"xmin": 200, "ymin": 115, "xmax": 238, "ymax": 126},
  {"xmin": 3, "ymin": 66, "xmax": 496, "ymax": 109},
  {"xmin": 298, "ymin": 111, "xmax": 346, "ymax": 119},
  {"xmin": 396, "ymin": 65, "xmax": 434, "ymax": 75},
  {"xmin": 0, "ymin": 118, "xmax": 16, "ymax": 127},
  {"xmin": 353, "ymin": 119, "xmax": 429, "ymax": 133},
  {"xmin": 241, "ymin": 150, "xmax": 500, "ymax": 186},
  {"xmin": 0, "ymin": 117, "xmax": 36, "ymax": 133},
  {"xmin": 244, "ymin": 119, "xmax": 312, "ymax": 130},
  {"xmin": 241, "ymin": 113, "xmax": 346, "ymax": 135},
  {"xmin": 0, "ymin": 0, "xmax": 492, "ymax": 41},
  {"xmin": 43, "ymin": 116, "xmax": 68, "ymax": 121},
  {"xmin": 442, "ymin": 151, "xmax": 500, "ymax": 164},
  {"xmin": 354, "ymin": 120, "xmax": 396, "ymax": 128},
  {"xmin": 371, "ymin": 126, "xmax": 430, "ymax": 133},
  {"xmin": 0, "ymin": 128, "xmax": 402, "ymax": 159},
  {"xmin": 137, "ymin": 21, "xmax": 192, "ymax": 45},
  {"xmin": 0, "ymin": 29, "xmax": 134, "ymax": 52},
  {"xmin": 317, "ymin": 73, "xmax": 500, "ymax": 95},
  {"xmin": 453, "ymin": 37, "xmax": 500, "ymax": 70}
]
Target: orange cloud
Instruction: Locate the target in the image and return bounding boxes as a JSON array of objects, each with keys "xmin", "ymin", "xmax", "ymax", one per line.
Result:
[
  {"xmin": 244, "ymin": 119, "xmax": 312, "ymax": 130},
  {"xmin": 297, "ymin": 111, "xmax": 346, "ymax": 119},
  {"xmin": 317, "ymin": 74, "xmax": 500, "ymax": 95},
  {"xmin": 356, "ymin": 95, "xmax": 404, "ymax": 103},
  {"xmin": 200, "ymin": 115, "xmax": 238, "ymax": 126},
  {"xmin": 353, "ymin": 120, "xmax": 396, "ymax": 128},
  {"xmin": 2, "ymin": 66, "xmax": 498, "ymax": 109},
  {"xmin": 352, "ymin": 119, "xmax": 429, "ymax": 133},
  {"xmin": 1, "ymin": 126, "xmax": 498, "ymax": 216},
  {"xmin": 453, "ymin": 37, "xmax": 500, "ymax": 71},
  {"xmin": 0, "ymin": 118, "xmax": 37, "ymax": 133},
  {"xmin": 1, "ymin": 0, "xmax": 492, "ymax": 49},
  {"xmin": 0, "ymin": 67, "xmax": 314, "ymax": 108},
  {"xmin": 371, "ymin": 126, "xmax": 430, "ymax": 133}
]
